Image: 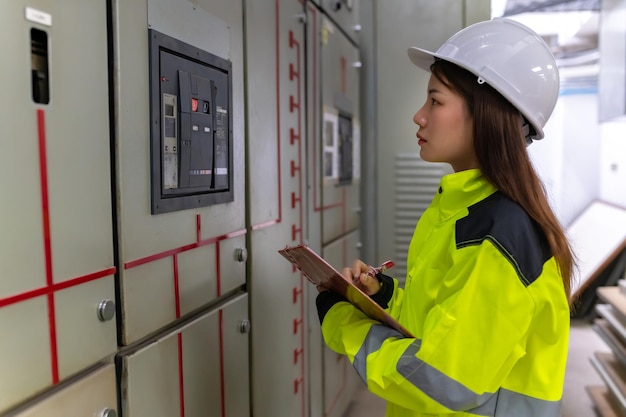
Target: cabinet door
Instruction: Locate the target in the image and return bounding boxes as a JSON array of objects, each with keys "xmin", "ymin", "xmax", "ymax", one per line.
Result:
[
  {"xmin": 12, "ymin": 365, "xmax": 117, "ymax": 417},
  {"xmin": 0, "ymin": 0, "xmax": 115, "ymax": 412},
  {"xmin": 320, "ymin": 16, "xmax": 362, "ymax": 245},
  {"xmin": 120, "ymin": 294, "xmax": 250, "ymax": 417}
]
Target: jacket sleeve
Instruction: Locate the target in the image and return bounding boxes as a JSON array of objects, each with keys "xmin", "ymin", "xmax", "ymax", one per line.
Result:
[
  {"xmin": 372, "ymin": 273, "xmax": 405, "ymax": 320},
  {"xmin": 369, "ymin": 273, "xmax": 395, "ymax": 308},
  {"xmin": 319, "ymin": 242, "xmax": 536, "ymax": 414}
]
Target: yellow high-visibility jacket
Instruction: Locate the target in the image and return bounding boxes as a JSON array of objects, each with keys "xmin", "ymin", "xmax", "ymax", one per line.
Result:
[{"xmin": 317, "ymin": 169, "xmax": 570, "ymax": 417}]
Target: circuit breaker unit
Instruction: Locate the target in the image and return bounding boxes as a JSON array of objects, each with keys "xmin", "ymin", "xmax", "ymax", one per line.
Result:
[
  {"xmin": 337, "ymin": 111, "xmax": 353, "ymax": 185},
  {"xmin": 149, "ymin": 29, "xmax": 233, "ymax": 214}
]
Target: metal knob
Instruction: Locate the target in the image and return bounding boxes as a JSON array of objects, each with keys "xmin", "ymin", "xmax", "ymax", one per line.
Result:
[
  {"xmin": 97, "ymin": 299, "xmax": 115, "ymax": 322},
  {"xmin": 100, "ymin": 408, "xmax": 117, "ymax": 417},
  {"xmin": 234, "ymin": 247, "xmax": 248, "ymax": 263},
  {"xmin": 352, "ymin": 61, "xmax": 362, "ymax": 68},
  {"xmin": 352, "ymin": 24, "xmax": 362, "ymax": 32},
  {"xmin": 239, "ymin": 319, "xmax": 251, "ymax": 333}
]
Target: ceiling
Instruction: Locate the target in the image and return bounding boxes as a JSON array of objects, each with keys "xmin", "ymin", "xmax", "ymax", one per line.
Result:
[
  {"xmin": 491, "ymin": 0, "xmax": 600, "ymax": 86},
  {"xmin": 501, "ymin": 0, "xmax": 599, "ymax": 15}
]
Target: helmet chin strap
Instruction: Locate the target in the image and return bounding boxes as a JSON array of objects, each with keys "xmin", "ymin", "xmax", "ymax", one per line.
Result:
[{"xmin": 522, "ymin": 117, "xmax": 535, "ymax": 146}]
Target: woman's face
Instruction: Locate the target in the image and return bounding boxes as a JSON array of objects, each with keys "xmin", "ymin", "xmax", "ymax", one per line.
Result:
[{"xmin": 413, "ymin": 74, "xmax": 478, "ymax": 172}]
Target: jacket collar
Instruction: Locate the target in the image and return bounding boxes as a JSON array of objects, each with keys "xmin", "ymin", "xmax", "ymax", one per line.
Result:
[{"xmin": 433, "ymin": 169, "xmax": 497, "ymax": 221}]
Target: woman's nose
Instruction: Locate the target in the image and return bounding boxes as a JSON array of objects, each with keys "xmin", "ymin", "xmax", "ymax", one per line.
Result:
[{"xmin": 413, "ymin": 109, "xmax": 426, "ymax": 127}]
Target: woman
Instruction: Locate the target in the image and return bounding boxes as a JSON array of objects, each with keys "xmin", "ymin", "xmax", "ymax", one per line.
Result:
[{"xmin": 316, "ymin": 18, "xmax": 574, "ymax": 417}]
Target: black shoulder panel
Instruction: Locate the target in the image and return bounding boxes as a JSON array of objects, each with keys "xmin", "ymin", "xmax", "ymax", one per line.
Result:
[{"xmin": 455, "ymin": 192, "xmax": 551, "ymax": 286}]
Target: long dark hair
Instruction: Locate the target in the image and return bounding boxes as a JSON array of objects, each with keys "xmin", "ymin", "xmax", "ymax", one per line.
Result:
[{"xmin": 431, "ymin": 59, "xmax": 575, "ymax": 304}]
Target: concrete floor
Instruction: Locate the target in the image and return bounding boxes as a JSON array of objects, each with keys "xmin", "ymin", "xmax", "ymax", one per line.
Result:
[{"xmin": 343, "ymin": 319, "xmax": 610, "ymax": 417}]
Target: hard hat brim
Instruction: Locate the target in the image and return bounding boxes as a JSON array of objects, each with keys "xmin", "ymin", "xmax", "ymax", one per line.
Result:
[
  {"xmin": 407, "ymin": 47, "xmax": 438, "ymax": 73},
  {"xmin": 408, "ymin": 46, "xmax": 474, "ymax": 79}
]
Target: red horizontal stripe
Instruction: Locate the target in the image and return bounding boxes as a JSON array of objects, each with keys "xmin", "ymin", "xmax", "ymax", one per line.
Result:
[
  {"xmin": 124, "ymin": 229, "xmax": 247, "ymax": 270},
  {"xmin": 251, "ymin": 219, "xmax": 279, "ymax": 230},
  {"xmin": 0, "ymin": 267, "xmax": 116, "ymax": 308}
]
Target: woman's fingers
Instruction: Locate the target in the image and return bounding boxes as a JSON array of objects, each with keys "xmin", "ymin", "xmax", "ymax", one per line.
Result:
[
  {"xmin": 351, "ymin": 259, "xmax": 368, "ymax": 278},
  {"xmin": 342, "ymin": 267, "xmax": 354, "ymax": 283},
  {"xmin": 357, "ymin": 273, "xmax": 381, "ymax": 295}
]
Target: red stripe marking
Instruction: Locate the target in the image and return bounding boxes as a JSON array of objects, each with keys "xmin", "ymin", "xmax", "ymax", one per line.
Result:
[
  {"xmin": 37, "ymin": 109, "xmax": 59, "ymax": 384},
  {"xmin": 0, "ymin": 267, "xmax": 116, "ymax": 308},
  {"xmin": 311, "ymin": 4, "xmax": 319, "ymax": 212},
  {"xmin": 274, "ymin": 0, "xmax": 282, "ymax": 225},
  {"xmin": 296, "ymin": 25, "xmax": 306, "ymax": 417},
  {"xmin": 251, "ymin": 219, "xmax": 279, "ymax": 230},
  {"xmin": 196, "ymin": 214, "xmax": 201, "ymax": 242},
  {"xmin": 216, "ymin": 242, "xmax": 221, "ymax": 297},
  {"xmin": 219, "ymin": 309, "xmax": 226, "ymax": 417},
  {"xmin": 321, "ymin": 202, "xmax": 343, "ymax": 210},
  {"xmin": 178, "ymin": 333, "xmax": 186, "ymax": 417},
  {"xmin": 123, "ymin": 228, "xmax": 246, "ymax": 270},
  {"xmin": 173, "ymin": 254, "xmax": 181, "ymax": 319}
]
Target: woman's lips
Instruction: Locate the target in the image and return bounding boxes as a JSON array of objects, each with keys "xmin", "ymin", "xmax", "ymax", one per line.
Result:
[{"xmin": 417, "ymin": 133, "xmax": 427, "ymax": 146}]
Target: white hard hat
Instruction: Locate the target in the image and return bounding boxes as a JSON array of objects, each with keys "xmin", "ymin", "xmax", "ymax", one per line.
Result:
[{"xmin": 408, "ymin": 18, "xmax": 559, "ymax": 141}]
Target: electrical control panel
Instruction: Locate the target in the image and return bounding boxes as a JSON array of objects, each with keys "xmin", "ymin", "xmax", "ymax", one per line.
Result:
[
  {"xmin": 149, "ymin": 29, "xmax": 233, "ymax": 214},
  {"xmin": 337, "ymin": 111, "xmax": 353, "ymax": 185}
]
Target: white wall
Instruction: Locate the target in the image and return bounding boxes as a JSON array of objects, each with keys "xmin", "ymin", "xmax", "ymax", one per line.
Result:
[
  {"xmin": 600, "ymin": 121, "xmax": 626, "ymax": 207},
  {"xmin": 530, "ymin": 90, "xmax": 626, "ymax": 227},
  {"xmin": 533, "ymin": 92, "xmax": 601, "ymax": 226}
]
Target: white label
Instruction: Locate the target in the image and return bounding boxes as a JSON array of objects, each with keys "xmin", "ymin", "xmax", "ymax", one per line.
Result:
[
  {"xmin": 215, "ymin": 168, "xmax": 228, "ymax": 175},
  {"xmin": 25, "ymin": 7, "xmax": 52, "ymax": 26}
]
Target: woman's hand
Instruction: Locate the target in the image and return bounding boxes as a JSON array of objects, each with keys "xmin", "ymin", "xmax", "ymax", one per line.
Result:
[{"xmin": 343, "ymin": 259, "xmax": 382, "ymax": 296}]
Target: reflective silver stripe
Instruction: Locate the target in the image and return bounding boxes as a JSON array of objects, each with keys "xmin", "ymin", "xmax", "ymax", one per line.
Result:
[
  {"xmin": 471, "ymin": 388, "xmax": 562, "ymax": 417},
  {"xmin": 398, "ymin": 343, "xmax": 561, "ymax": 416},
  {"xmin": 353, "ymin": 324, "xmax": 405, "ymax": 383}
]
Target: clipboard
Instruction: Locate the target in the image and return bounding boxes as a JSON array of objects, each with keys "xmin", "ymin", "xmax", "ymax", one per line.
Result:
[{"xmin": 278, "ymin": 244, "xmax": 414, "ymax": 338}]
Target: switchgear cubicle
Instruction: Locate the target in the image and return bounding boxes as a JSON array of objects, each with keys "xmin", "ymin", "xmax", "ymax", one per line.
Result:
[{"xmin": 149, "ymin": 29, "xmax": 233, "ymax": 214}]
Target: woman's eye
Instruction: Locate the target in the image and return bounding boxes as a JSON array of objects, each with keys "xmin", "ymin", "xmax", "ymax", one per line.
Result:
[{"xmin": 430, "ymin": 98, "xmax": 438, "ymax": 105}]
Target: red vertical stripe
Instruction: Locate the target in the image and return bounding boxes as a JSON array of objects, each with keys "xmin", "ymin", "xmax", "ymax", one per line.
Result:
[
  {"xmin": 275, "ymin": 0, "xmax": 283, "ymax": 223},
  {"xmin": 37, "ymin": 109, "xmax": 59, "ymax": 384},
  {"xmin": 173, "ymin": 254, "xmax": 181, "ymax": 318},
  {"xmin": 219, "ymin": 309, "xmax": 226, "ymax": 417},
  {"xmin": 216, "ymin": 242, "xmax": 221, "ymax": 297},
  {"xmin": 178, "ymin": 333, "xmax": 186, "ymax": 417},
  {"xmin": 174, "ymin": 255, "xmax": 185, "ymax": 417}
]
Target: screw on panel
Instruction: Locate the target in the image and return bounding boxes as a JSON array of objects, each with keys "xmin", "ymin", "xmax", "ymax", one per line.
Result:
[
  {"xmin": 100, "ymin": 409, "xmax": 118, "ymax": 417},
  {"xmin": 238, "ymin": 319, "xmax": 251, "ymax": 333},
  {"xmin": 234, "ymin": 247, "xmax": 248, "ymax": 262},
  {"xmin": 97, "ymin": 299, "xmax": 116, "ymax": 322}
]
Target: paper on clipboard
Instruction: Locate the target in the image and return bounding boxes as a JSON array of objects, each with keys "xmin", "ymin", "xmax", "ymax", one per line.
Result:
[{"xmin": 278, "ymin": 244, "xmax": 413, "ymax": 338}]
